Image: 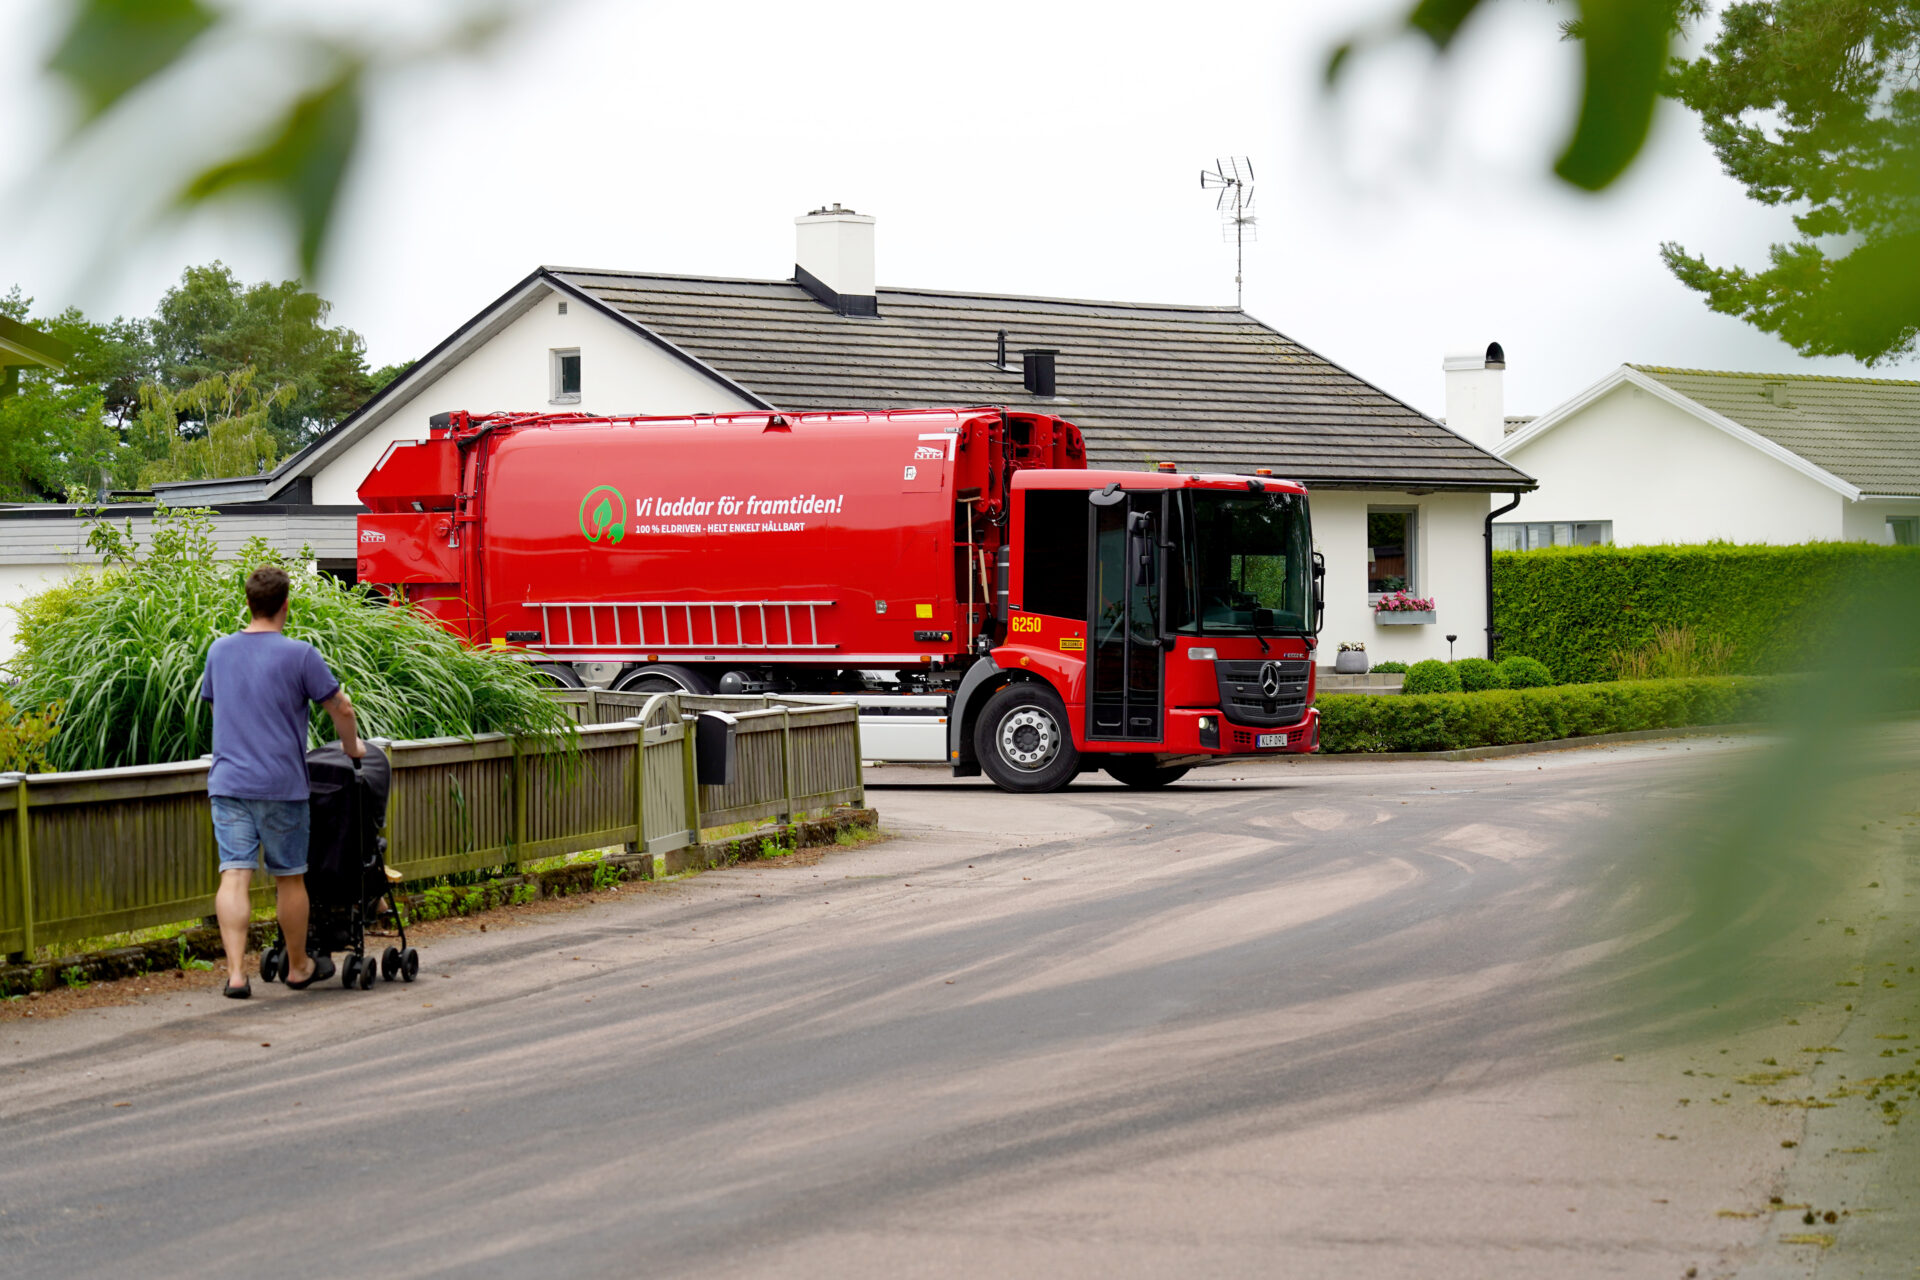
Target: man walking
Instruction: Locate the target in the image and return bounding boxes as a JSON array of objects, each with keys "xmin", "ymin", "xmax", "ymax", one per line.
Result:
[{"xmin": 201, "ymin": 565, "xmax": 364, "ymax": 997}]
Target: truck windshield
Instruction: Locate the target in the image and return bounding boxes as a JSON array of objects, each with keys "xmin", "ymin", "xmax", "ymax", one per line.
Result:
[{"xmin": 1172, "ymin": 490, "xmax": 1311, "ymax": 636}]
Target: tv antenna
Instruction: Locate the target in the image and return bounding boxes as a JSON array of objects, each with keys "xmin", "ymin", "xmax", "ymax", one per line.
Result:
[{"xmin": 1199, "ymin": 156, "xmax": 1257, "ymax": 308}]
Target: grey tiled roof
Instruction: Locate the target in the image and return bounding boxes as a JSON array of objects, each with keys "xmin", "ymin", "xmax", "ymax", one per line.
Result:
[
  {"xmin": 553, "ymin": 270, "xmax": 1532, "ymax": 491},
  {"xmin": 1632, "ymin": 365, "xmax": 1920, "ymax": 496}
]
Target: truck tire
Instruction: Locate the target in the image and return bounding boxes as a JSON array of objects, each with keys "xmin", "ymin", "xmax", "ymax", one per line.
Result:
[
  {"xmin": 1102, "ymin": 758, "xmax": 1191, "ymax": 789},
  {"xmin": 531, "ymin": 662, "xmax": 584, "ymax": 688},
  {"xmin": 613, "ymin": 664, "xmax": 712, "ymax": 695},
  {"xmin": 974, "ymin": 683, "xmax": 1078, "ymax": 793}
]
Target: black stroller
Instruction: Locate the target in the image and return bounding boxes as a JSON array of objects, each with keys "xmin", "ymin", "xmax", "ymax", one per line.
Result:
[{"xmin": 260, "ymin": 741, "xmax": 419, "ymax": 990}]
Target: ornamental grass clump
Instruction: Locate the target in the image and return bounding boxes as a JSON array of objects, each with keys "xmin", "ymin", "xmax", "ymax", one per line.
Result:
[{"xmin": 6, "ymin": 508, "xmax": 576, "ymax": 772}]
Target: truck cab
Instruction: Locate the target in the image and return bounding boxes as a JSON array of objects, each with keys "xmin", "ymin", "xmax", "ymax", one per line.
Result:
[{"xmin": 951, "ymin": 468, "xmax": 1322, "ymax": 791}]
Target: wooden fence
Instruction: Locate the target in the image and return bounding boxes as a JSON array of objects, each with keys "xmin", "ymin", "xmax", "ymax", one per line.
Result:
[{"xmin": 0, "ymin": 695, "xmax": 863, "ymax": 960}]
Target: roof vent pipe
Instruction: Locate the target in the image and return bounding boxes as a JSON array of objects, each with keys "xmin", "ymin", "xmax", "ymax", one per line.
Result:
[
  {"xmin": 1023, "ymin": 349, "xmax": 1057, "ymax": 398},
  {"xmin": 995, "ymin": 329, "xmax": 1007, "ymax": 369}
]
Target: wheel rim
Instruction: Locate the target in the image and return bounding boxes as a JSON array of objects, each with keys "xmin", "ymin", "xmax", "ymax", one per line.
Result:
[{"xmin": 998, "ymin": 705, "xmax": 1062, "ymax": 772}]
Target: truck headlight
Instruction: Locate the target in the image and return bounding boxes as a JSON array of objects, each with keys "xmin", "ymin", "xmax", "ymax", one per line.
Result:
[{"xmin": 1189, "ymin": 647, "xmax": 1217, "ymax": 661}]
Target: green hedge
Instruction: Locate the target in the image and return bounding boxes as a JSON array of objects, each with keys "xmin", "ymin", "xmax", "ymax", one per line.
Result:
[
  {"xmin": 1493, "ymin": 544, "xmax": 1920, "ymax": 683},
  {"xmin": 1316, "ymin": 676, "xmax": 1779, "ymax": 754}
]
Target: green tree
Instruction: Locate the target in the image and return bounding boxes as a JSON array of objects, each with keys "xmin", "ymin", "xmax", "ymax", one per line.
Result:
[
  {"xmin": 0, "ymin": 379, "xmax": 107, "ymax": 501},
  {"xmin": 1661, "ymin": 1, "xmax": 1920, "ymax": 363},
  {"xmin": 150, "ymin": 262, "xmax": 372, "ymax": 450},
  {"xmin": 134, "ymin": 368, "xmax": 289, "ymax": 487}
]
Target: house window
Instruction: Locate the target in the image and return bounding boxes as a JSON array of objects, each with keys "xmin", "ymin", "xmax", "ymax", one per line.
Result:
[
  {"xmin": 550, "ymin": 348, "xmax": 581, "ymax": 404},
  {"xmin": 1367, "ymin": 508, "xmax": 1416, "ymax": 595},
  {"xmin": 557, "ymin": 300, "xmax": 568, "ymax": 315},
  {"xmin": 1891, "ymin": 516, "xmax": 1920, "ymax": 546},
  {"xmin": 1493, "ymin": 520, "xmax": 1613, "ymax": 551}
]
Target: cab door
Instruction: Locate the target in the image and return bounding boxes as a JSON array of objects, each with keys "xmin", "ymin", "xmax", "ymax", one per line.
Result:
[{"xmin": 1086, "ymin": 491, "xmax": 1164, "ymax": 741}]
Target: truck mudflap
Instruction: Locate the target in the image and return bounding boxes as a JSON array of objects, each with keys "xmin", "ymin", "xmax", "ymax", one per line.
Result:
[{"xmin": 947, "ymin": 661, "xmax": 1016, "ymax": 777}]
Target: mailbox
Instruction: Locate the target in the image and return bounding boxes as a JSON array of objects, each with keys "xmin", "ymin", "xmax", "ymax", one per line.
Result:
[{"xmin": 694, "ymin": 711, "xmax": 737, "ymax": 785}]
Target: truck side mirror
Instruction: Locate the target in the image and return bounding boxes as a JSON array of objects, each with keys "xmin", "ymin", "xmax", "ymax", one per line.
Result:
[{"xmin": 1311, "ymin": 551, "xmax": 1326, "ymax": 634}]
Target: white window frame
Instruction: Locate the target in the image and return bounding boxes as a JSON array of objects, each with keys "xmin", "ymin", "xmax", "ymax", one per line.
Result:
[
  {"xmin": 550, "ymin": 347, "xmax": 581, "ymax": 405},
  {"xmin": 1493, "ymin": 520, "xmax": 1614, "ymax": 551},
  {"xmin": 1366, "ymin": 505, "xmax": 1418, "ymax": 600}
]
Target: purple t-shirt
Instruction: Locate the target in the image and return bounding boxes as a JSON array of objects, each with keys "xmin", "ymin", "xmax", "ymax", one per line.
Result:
[{"xmin": 199, "ymin": 631, "xmax": 341, "ymax": 801}]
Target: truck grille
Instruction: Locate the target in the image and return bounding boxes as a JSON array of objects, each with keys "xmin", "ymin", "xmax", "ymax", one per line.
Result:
[{"xmin": 1214, "ymin": 658, "xmax": 1310, "ymax": 728}]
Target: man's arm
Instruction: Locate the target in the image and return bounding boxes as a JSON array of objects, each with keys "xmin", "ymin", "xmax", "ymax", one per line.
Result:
[{"xmin": 322, "ymin": 688, "xmax": 366, "ymax": 759}]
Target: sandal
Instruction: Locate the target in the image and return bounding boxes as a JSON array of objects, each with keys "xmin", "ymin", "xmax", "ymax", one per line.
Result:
[
  {"xmin": 222, "ymin": 978, "xmax": 252, "ymax": 999},
  {"xmin": 283, "ymin": 956, "xmax": 335, "ymax": 991}
]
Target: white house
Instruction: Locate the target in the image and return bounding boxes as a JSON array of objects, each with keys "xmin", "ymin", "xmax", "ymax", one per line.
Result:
[
  {"xmin": 1494, "ymin": 364, "xmax": 1920, "ymax": 548},
  {"xmin": 0, "ymin": 210, "xmax": 1534, "ymax": 664}
]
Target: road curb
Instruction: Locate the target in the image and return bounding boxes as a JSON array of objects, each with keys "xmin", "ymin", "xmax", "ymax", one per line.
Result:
[{"xmin": 1320, "ymin": 723, "xmax": 1767, "ymax": 762}]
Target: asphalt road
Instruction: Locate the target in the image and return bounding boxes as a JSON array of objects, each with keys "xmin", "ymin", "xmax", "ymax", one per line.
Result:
[{"xmin": 4, "ymin": 734, "xmax": 1913, "ymax": 1279}]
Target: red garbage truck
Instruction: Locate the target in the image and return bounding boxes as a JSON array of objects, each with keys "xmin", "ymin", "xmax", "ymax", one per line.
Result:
[{"xmin": 356, "ymin": 406, "xmax": 1322, "ymax": 792}]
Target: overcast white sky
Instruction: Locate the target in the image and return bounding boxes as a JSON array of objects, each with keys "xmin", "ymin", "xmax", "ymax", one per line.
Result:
[{"xmin": 0, "ymin": 0, "xmax": 1886, "ymax": 420}]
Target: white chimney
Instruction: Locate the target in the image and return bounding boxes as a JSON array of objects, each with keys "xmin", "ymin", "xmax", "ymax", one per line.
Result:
[
  {"xmin": 1443, "ymin": 341, "xmax": 1506, "ymax": 452},
  {"xmin": 795, "ymin": 204, "xmax": 877, "ymax": 316}
]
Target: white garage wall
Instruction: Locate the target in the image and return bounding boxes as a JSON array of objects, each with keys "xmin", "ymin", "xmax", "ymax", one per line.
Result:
[
  {"xmin": 1311, "ymin": 489, "xmax": 1493, "ymax": 664},
  {"xmin": 1502, "ymin": 383, "xmax": 1844, "ymax": 545},
  {"xmin": 311, "ymin": 287, "xmax": 761, "ymax": 505},
  {"xmin": 1841, "ymin": 497, "xmax": 1920, "ymax": 543}
]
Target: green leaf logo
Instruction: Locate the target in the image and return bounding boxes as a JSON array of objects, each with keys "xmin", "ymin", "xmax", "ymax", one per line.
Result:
[{"xmin": 578, "ymin": 485, "xmax": 626, "ymax": 545}]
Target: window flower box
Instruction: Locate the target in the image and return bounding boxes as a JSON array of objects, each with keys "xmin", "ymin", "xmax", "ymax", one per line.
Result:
[{"xmin": 1372, "ymin": 591, "xmax": 1435, "ymax": 625}]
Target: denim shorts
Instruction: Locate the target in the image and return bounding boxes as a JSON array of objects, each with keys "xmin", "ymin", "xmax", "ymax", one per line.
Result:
[{"xmin": 211, "ymin": 796, "xmax": 310, "ymax": 877}]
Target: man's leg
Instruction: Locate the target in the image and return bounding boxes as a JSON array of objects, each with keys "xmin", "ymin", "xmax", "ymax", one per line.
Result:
[
  {"xmin": 214, "ymin": 868, "xmax": 253, "ymax": 989},
  {"xmin": 274, "ymin": 873, "xmax": 312, "ymax": 984}
]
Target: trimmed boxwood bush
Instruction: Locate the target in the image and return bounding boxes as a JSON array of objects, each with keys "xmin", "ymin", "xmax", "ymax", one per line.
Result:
[
  {"xmin": 1368, "ymin": 660, "xmax": 1409, "ymax": 674},
  {"xmin": 1493, "ymin": 543, "xmax": 1920, "ymax": 683},
  {"xmin": 1318, "ymin": 676, "xmax": 1776, "ymax": 753},
  {"xmin": 1452, "ymin": 657, "xmax": 1506, "ymax": 691},
  {"xmin": 1401, "ymin": 659, "xmax": 1461, "ymax": 695},
  {"xmin": 1498, "ymin": 655, "xmax": 1553, "ymax": 688}
]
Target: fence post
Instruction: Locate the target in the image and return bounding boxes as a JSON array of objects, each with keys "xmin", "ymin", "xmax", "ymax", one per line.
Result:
[
  {"xmin": 780, "ymin": 708, "xmax": 795, "ymax": 825},
  {"xmin": 3, "ymin": 774, "xmax": 29, "ymax": 962},
  {"xmin": 628, "ymin": 716, "xmax": 647, "ymax": 857},
  {"xmin": 681, "ymin": 715, "xmax": 702, "ymax": 852},
  {"xmin": 852, "ymin": 711, "xmax": 867, "ymax": 807},
  {"xmin": 512, "ymin": 738, "xmax": 528, "ymax": 857}
]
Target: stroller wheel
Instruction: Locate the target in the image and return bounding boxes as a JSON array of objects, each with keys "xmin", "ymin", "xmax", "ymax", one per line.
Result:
[
  {"xmin": 260, "ymin": 947, "xmax": 283, "ymax": 984},
  {"xmin": 401, "ymin": 948, "xmax": 420, "ymax": 983},
  {"xmin": 341, "ymin": 954, "xmax": 362, "ymax": 989},
  {"xmin": 359, "ymin": 955, "xmax": 377, "ymax": 990},
  {"xmin": 381, "ymin": 947, "xmax": 402, "ymax": 982}
]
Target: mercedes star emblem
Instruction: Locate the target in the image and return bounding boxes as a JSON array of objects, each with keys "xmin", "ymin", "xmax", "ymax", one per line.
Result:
[{"xmin": 1259, "ymin": 661, "xmax": 1282, "ymax": 698}]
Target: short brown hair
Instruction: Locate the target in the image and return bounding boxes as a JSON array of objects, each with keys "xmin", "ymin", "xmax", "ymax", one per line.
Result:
[{"xmin": 245, "ymin": 565, "xmax": 291, "ymax": 618}]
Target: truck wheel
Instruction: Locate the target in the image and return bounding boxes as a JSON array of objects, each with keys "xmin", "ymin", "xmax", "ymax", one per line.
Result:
[
  {"xmin": 613, "ymin": 664, "xmax": 712, "ymax": 695},
  {"xmin": 974, "ymin": 683, "xmax": 1078, "ymax": 793},
  {"xmin": 531, "ymin": 662, "xmax": 583, "ymax": 688},
  {"xmin": 1102, "ymin": 758, "xmax": 1191, "ymax": 789}
]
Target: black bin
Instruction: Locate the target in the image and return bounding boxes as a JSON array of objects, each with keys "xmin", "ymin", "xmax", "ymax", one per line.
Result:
[{"xmin": 694, "ymin": 711, "xmax": 737, "ymax": 785}]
